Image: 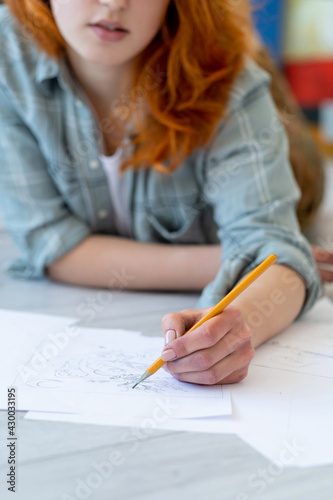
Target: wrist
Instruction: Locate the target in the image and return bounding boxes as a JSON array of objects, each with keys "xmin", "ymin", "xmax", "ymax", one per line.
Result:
[{"xmin": 177, "ymin": 244, "xmax": 221, "ymax": 290}]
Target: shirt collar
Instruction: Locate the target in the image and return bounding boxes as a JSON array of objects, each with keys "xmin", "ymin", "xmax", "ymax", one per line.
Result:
[
  {"xmin": 35, "ymin": 51, "xmax": 77, "ymax": 96},
  {"xmin": 35, "ymin": 51, "xmax": 60, "ymax": 86}
]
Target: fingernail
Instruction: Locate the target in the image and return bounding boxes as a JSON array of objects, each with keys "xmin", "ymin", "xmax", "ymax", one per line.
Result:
[
  {"xmin": 161, "ymin": 348, "xmax": 177, "ymax": 361},
  {"xmin": 165, "ymin": 329, "xmax": 176, "ymax": 345}
]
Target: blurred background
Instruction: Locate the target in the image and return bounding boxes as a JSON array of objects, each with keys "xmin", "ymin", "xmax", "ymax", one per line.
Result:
[{"xmin": 254, "ymin": 0, "xmax": 333, "ymax": 155}]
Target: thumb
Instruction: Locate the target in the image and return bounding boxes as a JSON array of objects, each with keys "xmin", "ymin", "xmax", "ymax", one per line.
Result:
[{"xmin": 161, "ymin": 308, "xmax": 210, "ymax": 346}]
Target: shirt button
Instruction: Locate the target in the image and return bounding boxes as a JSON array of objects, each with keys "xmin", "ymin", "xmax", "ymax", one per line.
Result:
[
  {"xmin": 98, "ymin": 209, "xmax": 108, "ymax": 219},
  {"xmin": 89, "ymin": 159, "xmax": 100, "ymax": 170}
]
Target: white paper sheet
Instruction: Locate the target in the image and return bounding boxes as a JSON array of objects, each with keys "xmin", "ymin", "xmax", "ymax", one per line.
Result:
[
  {"xmin": 0, "ymin": 309, "xmax": 78, "ymax": 408},
  {"xmin": 252, "ymin": 299, "xmax": 333, "ymax": 379},
  {"xmin": 3, "ymin": 317, "xmax": 231, "ymax": 419}
]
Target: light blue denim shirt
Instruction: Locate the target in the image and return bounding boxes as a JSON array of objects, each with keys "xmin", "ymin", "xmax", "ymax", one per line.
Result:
[{"xmin": 0, "ymin": 6, "xmax": 321, "ymax": 312}]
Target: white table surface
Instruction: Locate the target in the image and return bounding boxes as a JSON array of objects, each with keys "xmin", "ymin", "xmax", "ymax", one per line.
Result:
[{"xmin": 0, "ymin": 229, "xmax": 332, "ymax": 500}]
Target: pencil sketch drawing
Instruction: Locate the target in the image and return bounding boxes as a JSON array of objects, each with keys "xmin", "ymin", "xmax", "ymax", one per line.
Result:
[{"xmin": 25, "ymin": 345, "xmax": 188, "ymax": 394}]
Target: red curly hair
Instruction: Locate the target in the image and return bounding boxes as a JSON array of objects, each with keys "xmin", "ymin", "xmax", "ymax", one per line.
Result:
[{"xmin": 4, "ymin": 0, "xmax": 254, "ymax": 172}]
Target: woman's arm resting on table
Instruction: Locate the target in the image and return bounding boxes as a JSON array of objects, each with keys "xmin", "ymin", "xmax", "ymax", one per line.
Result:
[
  {"xmin": 46, "ymin": 235, "xmax": 222, "ymax": 291},
  {"xmin": 160, "ymin": 264, "xmax": 306, "ymax": 385}
]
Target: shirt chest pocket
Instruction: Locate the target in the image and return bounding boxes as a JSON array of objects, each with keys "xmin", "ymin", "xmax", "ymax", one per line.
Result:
[{"xmin": 143, "ymin": 175, "xmax": 209, "ymax": 243}]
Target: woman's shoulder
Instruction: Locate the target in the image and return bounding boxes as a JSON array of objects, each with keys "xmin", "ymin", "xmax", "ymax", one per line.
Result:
[
  {"xmin": 226, "ymin": 57, "xmax": 271, "ymax": 114},
  {"xmin": 200, "ymin": 57, "xmax": 274, "ymax": 154},
  {"xmin": 193, "ymin": 57, "xmax": 282, "ymax": 175},
  {"xmin": 0, "ymin": 5, "xmax": 45, "ymax": 86}
]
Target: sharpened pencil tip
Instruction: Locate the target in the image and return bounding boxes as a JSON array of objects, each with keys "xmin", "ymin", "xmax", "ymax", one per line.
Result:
[{"xmin": 132, "ymin": 370, "xmax": 151, "ymax": 389}]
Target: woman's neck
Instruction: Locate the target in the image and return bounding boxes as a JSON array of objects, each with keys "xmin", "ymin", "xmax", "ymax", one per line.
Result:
[
  {"xmin": 65, "ymin": 48, "xmax": 136, "ymax": 155},
  {"xmin": 66, "ymin": 46, "xmax": 134, "ymax": 114}
]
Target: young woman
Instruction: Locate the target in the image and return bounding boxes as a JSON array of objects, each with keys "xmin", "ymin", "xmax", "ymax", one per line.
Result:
[{"xmin": 0, "ymin": 0, "xmax": 328, "ymax": 385}]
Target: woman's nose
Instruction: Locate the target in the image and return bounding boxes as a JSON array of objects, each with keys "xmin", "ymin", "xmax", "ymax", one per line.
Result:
[{"xmin": 98, "ymin": 0, "xmax": 128, "ymax": 10}]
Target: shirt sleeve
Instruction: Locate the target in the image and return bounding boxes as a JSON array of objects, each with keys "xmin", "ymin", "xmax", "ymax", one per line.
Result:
[
  {"xmin": 0, "ymin": 82, "xmax": 91, "ymax": 279},
  {"xmin": 197, "ymin": 61, "xmax": 321, "ymax": 315}
]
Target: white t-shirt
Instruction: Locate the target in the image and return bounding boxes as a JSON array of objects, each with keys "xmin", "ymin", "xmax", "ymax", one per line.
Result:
[{"xmin": 99, "ymin": 148, "xmax": 133, "ymax": 238}]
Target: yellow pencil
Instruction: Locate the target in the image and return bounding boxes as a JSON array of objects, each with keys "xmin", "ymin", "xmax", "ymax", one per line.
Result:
[{"xmin": 132, "ymin": 253, "xmax": 277, "ymax": 388}]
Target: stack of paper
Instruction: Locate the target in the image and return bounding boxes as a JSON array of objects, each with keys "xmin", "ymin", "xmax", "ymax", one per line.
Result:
[{"xmin": 1, "ymin": 297, "xmax": 333, "ymax": 467}]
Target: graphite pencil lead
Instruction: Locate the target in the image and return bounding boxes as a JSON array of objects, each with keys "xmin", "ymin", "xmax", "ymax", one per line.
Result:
[{"xmin": 132, "ymin": 371, "xmax": 151, "ymax": 389}]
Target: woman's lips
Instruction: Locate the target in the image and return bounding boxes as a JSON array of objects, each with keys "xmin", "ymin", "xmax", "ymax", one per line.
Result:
[
  {"xmin": 90, "ymin": 25, "xmax": 129, "ymax": 42},
  {"xmin": 89, "ymin": 20, "xmax": 129, "ymax": 42}
]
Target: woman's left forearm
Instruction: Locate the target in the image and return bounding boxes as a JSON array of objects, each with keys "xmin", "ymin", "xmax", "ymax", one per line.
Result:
[{"xmin": 233, "ymin": 264, "xmax": 306, "ymax": 348}]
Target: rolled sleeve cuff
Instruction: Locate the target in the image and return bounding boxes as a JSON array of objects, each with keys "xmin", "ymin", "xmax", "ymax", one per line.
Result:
[
  {"xmin": 4, "ymin": 216, "xmax": 91, "ymax": 280},
  {"xmin": 198, "ymin": 241, "xmax": 322, "ymax": 316}
]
